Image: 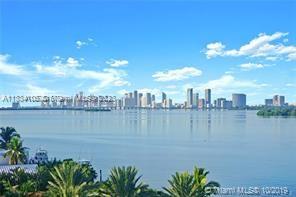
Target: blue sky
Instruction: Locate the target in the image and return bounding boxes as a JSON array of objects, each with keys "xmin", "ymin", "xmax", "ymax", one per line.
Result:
[{"xmin": 0, "ymin": 0, "xmax": 296, "ymax": 105}]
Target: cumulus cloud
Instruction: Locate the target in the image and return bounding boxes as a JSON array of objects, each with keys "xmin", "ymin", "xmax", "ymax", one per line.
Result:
[
  {"xmin": 0, "ymin": 54, "xmax": 27, "ymax": 76},
  {"xmin": 25, "ymin": 84, "xmax": 56, "ymax": 96},
  {"xmin": 205, "ymin": 32, "xmax": 296, "ymax": 61},
  {"xmin": 286, "ymin": 83, "xmax": 296, "ymax": 87},
  {"xmin": 152, "ymin": 67, "xmax": 202, "ymax": 82},
  {"xmin": 35, "ymin": 57, "xmax": 130, "ymax": 92},
  {"xmin": 190, "ymin": 75, "xmax": 268, "ymax": 95},
  {"xmin": 106, "ymin": 59, "xmax": 129, "ymax": 67},
  {"xmin": 239, "ymin": 63, "xmax": 269, "ymax": 71},
  {"xmin": 66, "ymin": 57, "xmax": 80, "ymax": 68},
  {"xmin": 76, "ymin": 38, "xmax": 95, "ymax": 49}
]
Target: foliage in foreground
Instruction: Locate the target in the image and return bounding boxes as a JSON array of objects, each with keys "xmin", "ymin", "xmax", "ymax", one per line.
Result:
[
  {"xmin": 0, "ymin": 127, "xmax": 20, "ymax": 150},
  {"xmin": 0, "ymin": 127, "xmax": 220, "ymax": 196},
  {"xmin": 99, "ymin": 166, "xmax": 148, "ymax": 196},
  {"xmin": 164, "ymin": 167, "xmax": 219, "ymax": 197},
  {"xmin": 0, "ymin": 162, "xmax": 219, "ymax": 197}
]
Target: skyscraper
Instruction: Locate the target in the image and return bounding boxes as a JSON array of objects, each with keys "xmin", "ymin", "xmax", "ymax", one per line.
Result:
[
  {"xmin": 146, "ymin": 92, "xmax": 152, "ymax": 107},
  {"xmin": 162, "ymin": 92, "xmax": 167, "ymax": 103},
  {"xmin": 151, "ymin": 94, "xmax": 155, "ymax": 102},
  {"xmin": 187, "ymin": 88, "xmax": 193, "ymax": 108},
  {"xmin": 193, "ymin": 93, "xmax": 199, "ymax": 108},
  {"xmin": 138, "ymin": 93, "xmax": 143, "ymax": 108},
  {"xmin": 205, "ymin": 89, "xmax": 211, "ymax": 108},
  {"xmin": 198, "ymin": 99, "xmax": 205, "ymax": 109},
  {"xmin": 273, "ymin": 95, "xmax": 285, "ymax": 106},
  {"xmin": 232, "ymin": 93, "xmax": 246, "ymax": 108},
  {"xmin": 133, "ymin": 90, "xmax": 138, "ymax": 107},
  {"xmin": 217, "ymin": 98, "xmax": 226, "ymax": 109}
]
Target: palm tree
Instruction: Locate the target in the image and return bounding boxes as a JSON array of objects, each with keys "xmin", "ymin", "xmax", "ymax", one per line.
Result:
[
  {"xmin": 164, "ymin": 166, "xmax": 220, "ymax": 197},
  {"xmin": 100, "ymin": 166, "xmax": 148, "ymax": 197},
  {"xmin": 163, "ymin": 171, "xmax": 197, "ymax": 197},
  {"xmin": 4, "ymin": 136, "xmax": 27, "ymax": 165},
  {"xmin": 47, "ymin": 160, "xmax": 97, "ymax": 197},
  {"xmin": 0, "ymin": 127, "xmax": 20, "ymax": 150},
  {"xmin": 192, "ymin": 167, "xmax": 220, "ymax": 197}
]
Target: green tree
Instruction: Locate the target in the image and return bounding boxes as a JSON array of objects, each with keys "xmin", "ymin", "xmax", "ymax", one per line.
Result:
[
  {"xmin": 0, "ymin": 168, "xmax": 37, "ymax": 196},
  {"xmin": 4, "ymin": 136, "xmax": 27, "ymax": 165},
  {"xmin": 164, "ymin": 166, "xmax": 219, "ymax": 197},
  {"xmin": 47, "ymin": 160, "xmax": 97, "ymax": 197},
  {"xmin": 0, "ymin": 127, "xmax": 20, "ymax": 150},
  {"xmin": 193, "ymin": 167, "xmax": 220, "ymax": 197},
  {"xmin": 100, "ymin": 166, "xmax": 148, "ymax": 197},
  {"xmin": 164, "ymin": 171, "xmax": 197, "ymax": 197}
]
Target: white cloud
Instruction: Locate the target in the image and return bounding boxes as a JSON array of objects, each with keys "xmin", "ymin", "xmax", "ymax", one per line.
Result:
[
  {"xmin": 192, "ymin": 75, "xmax": 268, "ymax": 95},
  {"xmin": 35, "ymin": 57, "xmax": 130, "ymax": 93},
  {"xmin": 286, "ymin": 83, "xmax": 296, "ymax": 87},
  {"xmin": 117, "ymin": 89, "xmax": 129, "ymax": 95},
  {"xmin": 25, "ymin": 84, "xmax": 56, "ymax": 96},
  {"xmin": 106, "ymin": 59, "xmax": 129, "ymax": 67},
  {"xmin": 76, "ymin": 41, "xmax": 87, "ymax": 49},
  {"xmin": 165, "ymin": 85, "xmax": 177, "ymax": 89},
  {"xmin": 205, "ymin": 32, "xmax": 296, "ymax": 61},
  {"xmin": 239, "ymin": 63, "xmax": 269, "ymax": 71},
  {"xmin": 66, "ymin": 57, "xmax": 80, "ymax": 68},
  {"xmin": 0, "ymin": 54, "xmax": 27, "ymax": 76},
  {"xmin": 137, "ymin": 88, "xmax": 161, "ymax": 96},
  {"xmin": 152, "ymin": 67, "xmax": 202, "ymax": 82},
  {"xmin": 76, "ymin": 38, "xmax": 95, "ymax": 49}
]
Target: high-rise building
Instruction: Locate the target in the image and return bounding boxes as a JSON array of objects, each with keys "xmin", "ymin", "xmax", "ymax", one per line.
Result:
[
  {"xmin": 146, "ymin": 93, "xmax": 152, "ymax": 107},
  {"xmin": 152, "ymin": 94, "xmax": 155, "ymax": 102},
  {"xmin": 265, "ymin": 99, "xmax": 273, "ymax": 106},
  {"xmin": 133, "ymin": 90, "xmax": 138, "ymax": 107},
  {"xmin": 232, "ymin": 93, "xmax": 246, "ymax": 108},
  {"xmin": 279, "ymin": 96, "xmax": 285, "ymax": 106},
  {"xmin": 138, "ymin": 93, "xmax": 143, "ymax": 108},
  {"xmin": 193, "ymin": 93, "xmax": 199, "ymax": 108},
  {"xmin": 198, "ymin": 99, "xmax": 205, "ymax": 109},
  {"xmin": 272, "ymin": 95, "xmax": 285, "ymax": 106},
  {"xmin": 216, "ymin": 98, "xmax": 226, "ymax": 109},
  {"xmin": 187, "ymin": 88, "xmax": 193, "ymax": 108},
  {"xmin": 205, "ymin": 89, "xmax": 211, "ymax": 108},
  {"xmin": 162, "ymin": 92, "xmax": 167, "ymax": 103},
  {"xmin": 222, "ymin": 100, "xmax": 232, "ymax": 109}
]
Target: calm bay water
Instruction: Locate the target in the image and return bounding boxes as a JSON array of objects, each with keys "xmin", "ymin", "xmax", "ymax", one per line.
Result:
[{"xmin": 0, "ymin": 110, "xmax": 295, "ymax": 193}]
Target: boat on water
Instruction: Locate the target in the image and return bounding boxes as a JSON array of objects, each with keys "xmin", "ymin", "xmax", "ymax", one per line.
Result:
[
  {"xmin": 29, "ymin": 149, "xmax": 49, "ymax": 164},
  {"xmin": 85, "ymin": 108, "xmax": 111, "ymax": 112}
]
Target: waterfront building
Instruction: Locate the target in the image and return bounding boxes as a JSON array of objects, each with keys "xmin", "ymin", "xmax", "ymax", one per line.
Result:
[
  {"xmin": 187, "ymin": 88, "xmax": 193, "ymax": 108},
  {"xmin": 273, "ymin": 95, "xmax": 285, "ymax": 106},
  {"xmin": 163, "ymin": 99, "xmax": 172, "ymax": 109},
  {"xmin": 138, "ymin": 93, "xmax": 143, "ymax": 108},
  {"xmin": 133, "ymin": 90, "xmax": 138, "ymax": 107},
  {"xmin": 221, "ymin": 100, "xmax": 232, "ymax": 109},
  {"xmin": 116, "ymin": 99, "xmax": 122, "ymax": 109},
  {"xmin": 146, "ymin": 93, "xmax": 152, "ymax": 107},
  {"xmin": 232, "ymin": 93, "xmax": 246, "ymax": 108},
  {"xmin": 216, "ymin": 98, "xmax": 226, "ymax": 109},
  {"xmin": 78, "ymin": 91, "xmax": 84, "ymax": 107},
  {"xmin": 198, "ymin": 98, "xmax": 205, "ymax": 109},
  {"xmin": 265, "ymin": 99, "xmax": 273, "ymax": 106},
  {"xmin": 162, "ymin": 92, "xmax": 167, "ymax": 105},
  {"xmin": 152, "ymin": 94, "xmax": 156, "ymax": 102},
  {"xmin": 205, "ymin": 89, "xmax": 211, "ymax": 108},
  {"xmin": 193, "ymin": 93, "xmax": 199, "ymax": 108},
  {"xmin": 12, "ymin": 102, "xmax": 20, "ymax": 109}
]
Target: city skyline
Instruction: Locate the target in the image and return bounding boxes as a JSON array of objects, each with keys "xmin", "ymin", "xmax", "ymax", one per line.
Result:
[
  {"xmin": 1, "ymin": 0, "xmax": 296, "ymax": 105},
  {"xmin": 1, "ymin": 87, "xmax": 291, "ymax": 109}
]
